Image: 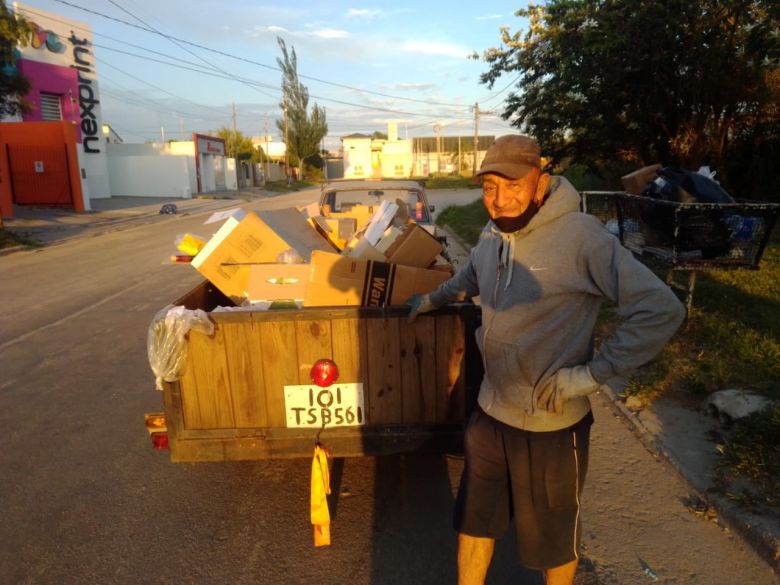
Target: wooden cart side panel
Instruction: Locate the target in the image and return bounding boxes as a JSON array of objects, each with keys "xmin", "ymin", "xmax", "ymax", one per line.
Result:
[
  {"xmin": 180, "ymin": 327, "xmax": 236, "ymax": 429},
  {"xmin": 258, "ymin": 320, "xmax": 298, "ymax": 428},
  {"xmin": 365, "ymin": 317, "xmax": 402, "ymax": 424},
  {"xmin": 221, "ymin": 321, "xmax": 267, "ymax": 428},
  {"xmin": 435, "ymin": 314, "xmax": 466, "ymax": 423},
  {"xmin": 294, "ymin": 320, "xmax": 333, "ymax": 383},
  {"xmin": 331, "ymin": 318, "xmax": 368, "ymax": 414},
  {"xmin": 399, "ymin": 316, "xmax": 437, "ymax": 423}
]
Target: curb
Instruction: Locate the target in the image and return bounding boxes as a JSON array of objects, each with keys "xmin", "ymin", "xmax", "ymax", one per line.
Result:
[
  {"xmin": 599, "ymin": 384, "xmax": 779, "ymax": 574},
  {"xmin": 0, "ymin": 199, "xmax": 246, "ymax": 257}
]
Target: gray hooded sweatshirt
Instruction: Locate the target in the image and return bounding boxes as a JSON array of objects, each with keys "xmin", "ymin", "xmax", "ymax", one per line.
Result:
[{"xmin": 430, "ymin": 176, "xmax": 686, "ymax": 432}]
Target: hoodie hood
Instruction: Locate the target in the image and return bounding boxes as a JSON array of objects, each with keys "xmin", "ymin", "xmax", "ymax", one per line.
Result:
[{"xmin": 488, "ymin": 176, "xmax": 581, "ymax": 289}]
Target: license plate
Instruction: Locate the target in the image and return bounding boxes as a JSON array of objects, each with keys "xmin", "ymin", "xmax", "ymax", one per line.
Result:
[{"xmin": 284, "ymin": 383, "xmax": 365, "ymax": 428}]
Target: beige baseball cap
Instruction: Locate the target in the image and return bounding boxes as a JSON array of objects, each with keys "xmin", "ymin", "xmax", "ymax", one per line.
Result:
[{"xmin": 476, "ymin": 135, "xmax": 541, "ymax": 179}]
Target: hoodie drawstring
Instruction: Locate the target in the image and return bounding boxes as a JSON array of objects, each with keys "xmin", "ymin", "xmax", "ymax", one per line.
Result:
[{"xmin": 498, "ymin": 232, "xmax": 515, "ymax": 290}]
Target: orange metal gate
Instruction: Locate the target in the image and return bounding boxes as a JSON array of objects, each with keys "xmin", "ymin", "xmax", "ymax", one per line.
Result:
[{"xmin": 7, "ymin": 144, "xmax": 73, "ymax": 206}]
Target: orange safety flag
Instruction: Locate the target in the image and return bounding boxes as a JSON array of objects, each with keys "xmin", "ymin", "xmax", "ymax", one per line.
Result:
[{"xmin": 311, "ymin": 444, "xmax": 332, "ymax": 547}]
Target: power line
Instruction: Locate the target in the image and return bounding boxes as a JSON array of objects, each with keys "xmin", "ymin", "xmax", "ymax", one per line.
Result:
[
  {"xmin": 97, "ymin": 58, "xmax": 243, "ymax": 119},
  {"xmin": 17, "ymin": 3, "xmax": 474, "ymax": 120},
  {"xmin": 103, "ymin": 0, "xmax": 279, "ymax": 101},
  {"xmin": 50, "ymin": 0, "xmax": 473, "ymax": 109},
  {"xmin": 93, "ymin": 43, "xmax": 468, "ymax": 119},
  {"xmin": 478, "ymin": 74, "xmax": 521, "ymax": 105}
]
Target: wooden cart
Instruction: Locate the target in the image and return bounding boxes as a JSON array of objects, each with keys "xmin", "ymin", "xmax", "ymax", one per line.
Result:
[{"xmin": 157, "ymin": 281, "xmax": 483, "ymax": 462}]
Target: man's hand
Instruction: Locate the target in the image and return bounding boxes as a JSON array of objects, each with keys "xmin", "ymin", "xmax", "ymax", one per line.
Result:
[
  {"xmin": 535, "ymin": 365, "xmax": 600, "ymax": 414},
  {"xmin": 405, "ymin": 293, "xmax": 436, "ymax": 322}
]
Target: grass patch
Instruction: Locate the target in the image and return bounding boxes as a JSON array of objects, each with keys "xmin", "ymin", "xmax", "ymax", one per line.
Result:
[
  {"xmin": 264, "ymin": 180, "xmax": 317, "ymax": 193},
  {"xmin": 435, "ymin": 198, "xmax": 488, "ymax": 247},
  {"xmin": 0, "ymin": 228, "xmax": 40, "ymax": 249},
  {"xmin": 716, "ymin": 402, "xmax": 780, "ymax": 507},
  {"xmin": 415, "ymin": 176, "xmax": 481, "ymax": 190},
  {"xmin": 441, "ymin": 197, "xmax": 780, "ymax": 505}
]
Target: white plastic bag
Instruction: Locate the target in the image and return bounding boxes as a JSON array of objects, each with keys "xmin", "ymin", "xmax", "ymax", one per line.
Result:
[{"xmin": 147, "ymin": 305, "xmax": 214, "ymax": 391}]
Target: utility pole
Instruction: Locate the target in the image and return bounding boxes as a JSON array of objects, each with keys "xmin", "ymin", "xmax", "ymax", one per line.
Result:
[
  {"xmin": 434, "ymin": 122, "xmax": 442, "ymax": 175},
  {"xmin": 472, "ymin": 102, "xmax": 480, "ymax": 176},
  {"xmin": 230, "ymin": 102, "xmax": 237, "ymax": 159},
  {"xmin": 160, "ymin": 125, "xmax": 165, "ymax": 145},
  {"xmin": 458, "ymin": 136, "xmax": 462, "ymax": 175},
  {"xmin": 263, "ymin": 113, "xmax": 270, "ymax": 185}
]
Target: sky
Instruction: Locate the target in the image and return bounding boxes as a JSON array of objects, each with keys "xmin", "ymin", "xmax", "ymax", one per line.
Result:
[{"xmin": 15, "ymin": 0, "xmax": 531, "ymax": 148}]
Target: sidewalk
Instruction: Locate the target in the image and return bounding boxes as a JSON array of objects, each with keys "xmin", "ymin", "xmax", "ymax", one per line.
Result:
[
  {"xmin": 1, "ymin": 188, "xmax": 270, "ymax": 253},
  {"xmin": 439, "ymin": 225, "xmax": 780, "ymax": 576}
]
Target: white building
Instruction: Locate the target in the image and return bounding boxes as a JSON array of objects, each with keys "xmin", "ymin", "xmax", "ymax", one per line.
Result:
[
  {"xmin": 107, "ymin": 134, "xmax": 236, "ymax": 198},
  {"xmin": 11, "ymin": 2, "xmax": 111, "ymax": 203}
]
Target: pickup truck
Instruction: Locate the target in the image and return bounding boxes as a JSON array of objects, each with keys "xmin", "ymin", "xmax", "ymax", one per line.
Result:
[
  {"xmin": 148, "ymin": 277, "xmax": 482, "ymax": 462},
  {"xmin": 319, "ymin": 179, "xmax": 448, "ymax": 248}
]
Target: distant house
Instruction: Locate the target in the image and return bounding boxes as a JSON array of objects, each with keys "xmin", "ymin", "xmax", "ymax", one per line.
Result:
[
  {"xmin": 341, "ymin": 123, "xmax": 494, "ymax": 179},
  {"xmin": 342, "ymin": 133, "xmax": 373, "ymax": 178}
]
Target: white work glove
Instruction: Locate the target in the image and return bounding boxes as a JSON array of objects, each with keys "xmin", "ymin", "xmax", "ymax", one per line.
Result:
[
  {"xmin": 405, "ymin": 293, "xmax": 437, "ymax": 322},
  {"xmin": 535, "ymin": 365, "xmax": 601, "ymax": 414}
]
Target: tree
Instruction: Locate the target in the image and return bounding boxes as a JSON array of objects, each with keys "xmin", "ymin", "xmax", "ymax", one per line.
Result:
[
  {"xmin": 0, "ymin": 5, "xmax": 33, "ymax": 117},
  {"xmin": 477, "ymin": 1, "xmax": 779, "ymax": 198},
  {"xmin": 371, "ymin": 131, "xmax": 388, "ymax": 140},
  {"xmin": 215, "ymin": 127, "xmax": 259, "ymax": 162},
  {"xmin": 276, "ymin": 37, "xmax": 327, "ymax": 179}
]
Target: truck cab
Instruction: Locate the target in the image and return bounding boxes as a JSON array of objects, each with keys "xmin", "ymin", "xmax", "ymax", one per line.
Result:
[{"xmin": 319, "ymin": 179, "xmax": 438, "ymax": 237}]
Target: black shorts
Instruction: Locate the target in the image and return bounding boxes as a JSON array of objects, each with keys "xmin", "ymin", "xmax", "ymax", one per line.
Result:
[{"xmin": 453, "ymin": 407, "xmax": 594, "ymax": 570}]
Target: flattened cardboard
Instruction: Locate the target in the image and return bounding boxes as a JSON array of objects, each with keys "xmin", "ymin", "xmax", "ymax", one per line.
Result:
[
  {"xmin": 621, "ymin": 164, "xmax": 662, "ymax": 195},
  {"xmin": 247, "ymin": 264, "xmax": 310, "ymax": 302},
  {"xmin": 191, "ymin": 209, "xmax": 330, "ymax": 302},
  {"xmin": 384, "ymin": 223, "xmax": 443, "ymax": 268},
  {"xmin": 304, "ymin": 251, "xmax": 450, "ymax": 307},
  {"xmin": 256, "ymin": 207, "xmax": 335, "ymax": 257},
  {"xmin": 344, "ymin": 236, "xmax": 387, "ymax": 261}
]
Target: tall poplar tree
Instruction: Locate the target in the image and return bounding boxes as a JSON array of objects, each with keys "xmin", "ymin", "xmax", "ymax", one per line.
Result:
[{"xmin": 276, "ymin": 37, "xmax": 327, "ymax": 179}]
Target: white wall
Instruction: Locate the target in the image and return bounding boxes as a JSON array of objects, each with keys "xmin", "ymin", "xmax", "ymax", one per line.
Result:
[
  {"xmin": 225, "ymin": 158, "xmax": 237, "ymax": 190},
  {"xmin": 107, "ymin": 154, "xmax": 195, "ymax": 198},
  {"xmin": 343, "ymin": 139, "xmax": 372, "ymax": 178}
]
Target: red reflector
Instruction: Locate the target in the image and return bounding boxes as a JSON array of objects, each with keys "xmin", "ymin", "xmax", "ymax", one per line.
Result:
[
  {"xmin": 310, "ymin": 359, "xmax": 339, "ymax": 387},
  {"xmin": 151, "ymin": 432, "xmax": 169, "ymax": 450},
  {"xmin": 415, "ymin": 201, "xmax": 424, "ymax": 221}
]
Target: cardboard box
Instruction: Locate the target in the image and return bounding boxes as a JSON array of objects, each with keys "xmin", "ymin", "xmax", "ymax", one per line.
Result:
[
  {"xmin": 621, "ymin": 164, "xmax": 662, "ymax": 195},
  {"xmin": 374, "ymin": 226, "xmax": 403, "ymax": 254},
  {"xmin": 363, "ymin": 200, "xmax": 399, "ymax": 245},
  {"xmin": 304, "ymin": 251, "xmax": 450, "ymax": 307},
  {"xmin": 383, "ymin": 223, "xmax": 443, "ymax": 268},
  {"xmin": 191, "ymin": 209, "xmax": 331, "ymax": 302},
  {"xmin": 344, "ymin": 237, "xmax": 387, "ymax": 261},
  {"xmin": 312, "ymin": 216, "xmax": 357, "ymax": 247},
  {"xmin": 256, "ymin": 207, "xmax": 336, "ymax": 258},
  {"xmin": 247, "ymin": 264, "xmax": 310, "ymax": 302}
]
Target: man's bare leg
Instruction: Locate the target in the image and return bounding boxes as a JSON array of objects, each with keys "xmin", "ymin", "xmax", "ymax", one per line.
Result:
[
  {"xmin": 544, "ymin": 559, "xmax": 578, "ymax": 585},
  {"xmin": 457, "ymin": 533, "xmax": 495, "ymax": 585}
]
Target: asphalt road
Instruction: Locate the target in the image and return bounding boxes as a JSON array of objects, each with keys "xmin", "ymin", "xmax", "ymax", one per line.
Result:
[{"xmin": 1, "ymin": 189, "xmax": 777, "ymax": 585}]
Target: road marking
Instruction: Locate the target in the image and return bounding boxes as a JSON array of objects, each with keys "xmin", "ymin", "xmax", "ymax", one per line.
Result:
[{"xmin": 0, "ymin": 278, "xmax": 150, "ymax": 352}]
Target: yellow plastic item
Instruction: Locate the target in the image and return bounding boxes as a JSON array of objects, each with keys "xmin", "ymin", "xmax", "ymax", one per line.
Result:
[
  {"xmin": 311, "ymin": 444, "xmax": 332, "ymax": 547},
  {"xmin": 176, "ymin": 233, "xmax": 207, "ymax": 257}
]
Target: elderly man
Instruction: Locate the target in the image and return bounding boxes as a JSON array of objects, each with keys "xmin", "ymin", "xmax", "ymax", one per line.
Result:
[{"xmin": 407, "ymin": 135, "xmax": 685, "ymax": 585}]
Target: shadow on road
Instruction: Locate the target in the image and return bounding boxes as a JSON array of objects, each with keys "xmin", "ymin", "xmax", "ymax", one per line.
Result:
[{"xmin": 366, "ymin": 453, "xmax": 543, "ymax": 585}]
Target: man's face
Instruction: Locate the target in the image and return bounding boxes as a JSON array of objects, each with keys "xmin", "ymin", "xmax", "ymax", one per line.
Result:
[{"xmin": 482, "ymin": 170, "xmax": 541, "ymax": 220}]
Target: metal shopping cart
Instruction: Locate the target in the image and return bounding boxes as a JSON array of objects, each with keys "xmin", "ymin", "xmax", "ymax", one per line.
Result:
[{"xmin": 580, "ymin": 191, "xmax": 780, "ymax": 310}]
